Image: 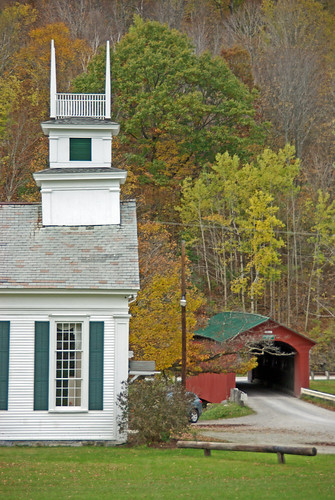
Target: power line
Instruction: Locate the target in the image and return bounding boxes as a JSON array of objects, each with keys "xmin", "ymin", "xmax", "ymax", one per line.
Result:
[{"xmin": 139, "ymin": 218, "xmax": 326, "ymax": 238}]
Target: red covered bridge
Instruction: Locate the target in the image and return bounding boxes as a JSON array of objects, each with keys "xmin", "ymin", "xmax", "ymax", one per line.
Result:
[{"xmin": 186, "ymin": 312, "xmax": 315, "ymax": 403}]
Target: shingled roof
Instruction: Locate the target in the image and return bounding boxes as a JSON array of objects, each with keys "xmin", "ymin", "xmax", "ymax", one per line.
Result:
[{"xmin": 0, "ymin": 202, "xmax": 139, "ymax": 291}]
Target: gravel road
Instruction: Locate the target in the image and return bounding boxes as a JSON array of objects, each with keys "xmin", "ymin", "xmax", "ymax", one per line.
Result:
[{"xmin": 196, "ymin": 382, "xmax": 335, "ymax": 454}]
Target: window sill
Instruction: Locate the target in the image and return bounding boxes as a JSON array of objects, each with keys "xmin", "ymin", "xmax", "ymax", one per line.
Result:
[{"xmin": 48, "ymin": 409, "xmax": 89, "ymax": 414}]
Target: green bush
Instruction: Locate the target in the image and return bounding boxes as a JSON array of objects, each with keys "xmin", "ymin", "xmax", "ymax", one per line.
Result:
[{"xmin": 117, "ymin": 379, "xmax": 193, "ymax": 445}]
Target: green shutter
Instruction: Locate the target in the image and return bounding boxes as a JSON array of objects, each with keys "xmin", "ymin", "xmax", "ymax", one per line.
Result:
[
  {"xmin": 0, "ymin": 322, "xmax": 10, "ymax": 410},
  {"xmin": 70, "ymin": 138, "xmax": 91, "ymax": 161},
  {"xmin": 89, "ymin": 322, "xmax": 104, "ymax": 410},
  {"xmin": 34, "ymin": 322, "xmax": 49, "ymax": 411}
]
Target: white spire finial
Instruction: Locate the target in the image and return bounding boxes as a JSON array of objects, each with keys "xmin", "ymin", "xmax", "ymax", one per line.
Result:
[
  {"xmin": 105, "ymin": 41, "xmax": 111, "ymax": 119},
  {"xmin": 50, "ymin": 39, "xmax": 57, "ymax": 118}
]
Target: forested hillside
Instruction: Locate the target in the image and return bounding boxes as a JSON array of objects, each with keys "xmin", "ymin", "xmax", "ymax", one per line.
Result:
[{"xmin": 0, "ymin": 0, "xmax": 334, "ymax": 370}]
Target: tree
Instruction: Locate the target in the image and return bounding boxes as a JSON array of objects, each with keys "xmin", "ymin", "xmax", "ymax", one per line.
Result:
[
  {"xmin": 136, "ymin": 221, "xmax": 178, "ymax": 286},
  {"xmin": 39, "ymin": 0, "xmax": 112, "ymax": 55},
  {"xmin": 12, "ymin": 22, "xmax": 90, "ymax": 96},
  {"xmin": 309, "ymin": 322, "xmax": 335, "ymax": 371},
  {"xmin": 226, "ymin": 0, "xmax": 335, "ymax": 160},
  {"xmin": 0, "ymin": 3, "xmax": 36, "ymax": 75},
  {"xmin": 129, "ymin": 259, "xmax": 204, "ymax": 371},
  {"xmin": 178, "ymin": 145, "xmax": 299, "ymax": 313},
  {"xmin": 74, "ymin": 16, "xmax": 265, "ymax": 217},
  {"xmin": 148, "ymin": 0, "xmax": 186, "ymax": 30},
  {"xmin": 223, "ymin": 1, "xmax": 263, "ymax": 70},
  {"xmin": 304, "ymin": 190, "xmax": 335, "ymax": 329},
  {"xmin": 128, "ymin": 221, "xmax": 205, "ymax": 372}
]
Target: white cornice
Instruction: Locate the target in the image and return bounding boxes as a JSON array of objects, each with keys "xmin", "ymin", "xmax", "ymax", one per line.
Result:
[
  {"xmin": 33, "ymin": 169, "xmax": 127, "ymax": 186},
  {"xmin": 41, "ymin": 121, "xmax": 120, "ymax": 135}
]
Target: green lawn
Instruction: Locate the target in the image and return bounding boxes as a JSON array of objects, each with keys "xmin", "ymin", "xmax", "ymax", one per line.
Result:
[
  {"xmin": 0, "ymin": 446, "xmax": 334, "ymax": 500},
  {"xmin": 310, "ymin": 380, "xmax": 335, "ymax": 395},
  {"xmin": 199, "ymin": 402, "xmax": 254, "ymax": 420},
  {"xmin": 302, "ymin": 380, "xmax": 335, "ymax": 411}
]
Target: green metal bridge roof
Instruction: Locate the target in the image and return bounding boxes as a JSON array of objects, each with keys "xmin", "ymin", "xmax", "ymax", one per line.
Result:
[{"xmin": 194, "ymin": 311, "xmax": 269, "ymax": 343}]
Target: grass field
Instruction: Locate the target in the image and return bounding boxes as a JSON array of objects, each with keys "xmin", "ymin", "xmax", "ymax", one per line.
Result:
[
  {"xmin": 302, "ymin": 380, "xmax": 335, "ymax": 411},
  {"xmin": 310, "ymin": 380, "xmax": 335, "ymax": 395},
  {"xmin": 199, "ymin": 402, "xmax": 254, "ymax": 420},
  {"xmin": 0, "ymin": 446, "xmax": 334, "ymax": 500}
]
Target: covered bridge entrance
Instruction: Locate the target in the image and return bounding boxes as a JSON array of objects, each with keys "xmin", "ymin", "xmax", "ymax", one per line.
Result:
[{"xmin": 187, "ymin": 312, "xmax": 315, "ymax": 402}]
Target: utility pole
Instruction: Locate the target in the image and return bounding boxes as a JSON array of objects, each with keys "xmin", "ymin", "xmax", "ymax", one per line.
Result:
[{"xmin": 181, "ymin": 240, "xmax": 187, "ymax": 388}]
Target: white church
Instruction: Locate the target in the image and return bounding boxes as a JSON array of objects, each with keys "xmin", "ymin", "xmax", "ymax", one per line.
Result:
[{"xmin": 0, "ymin": 41, "xmax": 140, "ymax": 444}]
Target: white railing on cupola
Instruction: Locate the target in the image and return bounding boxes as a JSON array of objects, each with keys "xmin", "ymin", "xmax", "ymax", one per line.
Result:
[
  {"xmin": 56, "ymin": 93, "xmax": 106, "ymax": 119},
  {"xmin": 50, "ymin": 40, "xmax": 111, "ymax": 120}
]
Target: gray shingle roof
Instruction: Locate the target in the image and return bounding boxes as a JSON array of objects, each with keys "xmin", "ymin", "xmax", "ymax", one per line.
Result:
[
  {"xmin": 36, "ymin": 167, "xmax": 125, "ymax": 175},
  {"xmin": 43, "ymin": 118, "xmax": 119, "ymax": 126},
  {"xmin": 0, "ymin": 202, "xmax": 139, "ymax": 291}
]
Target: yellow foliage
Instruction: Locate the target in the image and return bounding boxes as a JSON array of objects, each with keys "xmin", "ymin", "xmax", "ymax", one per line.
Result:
[{"xmin": 129, "ymin": 261, "xmax": 204, "ymax": 371}]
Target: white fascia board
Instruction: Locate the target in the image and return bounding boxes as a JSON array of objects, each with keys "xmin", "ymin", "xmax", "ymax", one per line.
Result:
[
  {"xmin": 41, "ymin": 121, "xmax": 120, "ymax": 136},
  {"xmin": 33, "ymin": 169, "xmax": 127, "ymax": 186}
]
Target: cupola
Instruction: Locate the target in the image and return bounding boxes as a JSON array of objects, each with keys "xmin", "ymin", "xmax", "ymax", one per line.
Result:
[{"xmin": 34, "ymin": 41, "xmax": 126, "ymax": 226}]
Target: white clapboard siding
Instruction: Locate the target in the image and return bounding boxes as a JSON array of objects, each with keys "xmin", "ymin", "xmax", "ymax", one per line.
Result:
[{"xmin": 0, "ymin": 311, "xmax": 128, "ymax": 442}]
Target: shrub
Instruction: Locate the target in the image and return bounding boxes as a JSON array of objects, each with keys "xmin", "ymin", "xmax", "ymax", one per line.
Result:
[{"xmin": 117, "ymin": 378, "xmax": 192, "ymax": 445}]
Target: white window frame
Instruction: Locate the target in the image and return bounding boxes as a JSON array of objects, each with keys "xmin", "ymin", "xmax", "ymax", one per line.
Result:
[{"xmin": 49, "ymin": 316, "xmax": 89, "ymax": 413}]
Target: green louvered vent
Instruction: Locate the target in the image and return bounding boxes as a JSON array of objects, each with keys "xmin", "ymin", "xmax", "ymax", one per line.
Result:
[
  {"xmin": 0, "ymin": 321, "xmax": 10, "ymax": 410},
  {"xmin": 70, "ymin": 138, "xmax": 91, "ymax": 161},
  {"xmin": 34, "ymin": 322, "xmax": 50, "ymax": 411},
  {"xmin": 89, "ymin": 321, "xmax": 104, "ymax": 410}
]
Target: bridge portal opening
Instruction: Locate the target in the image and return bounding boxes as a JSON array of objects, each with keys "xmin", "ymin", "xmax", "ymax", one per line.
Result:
[{"xmin": 251, "ymin": 341, "xmax": 296, "ymax": 393}]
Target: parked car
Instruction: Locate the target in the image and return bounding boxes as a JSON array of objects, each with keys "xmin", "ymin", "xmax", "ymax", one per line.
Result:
[
  {"xmin": 188, "ymin": 392, "xmax": 203, "ymax": 423},
  {"xmin": 167, "ymin": 390, "xmax": 203, "ymax": 423}
]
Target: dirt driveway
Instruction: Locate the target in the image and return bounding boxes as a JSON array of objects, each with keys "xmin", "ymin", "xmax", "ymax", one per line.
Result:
[{"xmin": 195, "ymin": 383, "xmax": 335, "ymax": 454}]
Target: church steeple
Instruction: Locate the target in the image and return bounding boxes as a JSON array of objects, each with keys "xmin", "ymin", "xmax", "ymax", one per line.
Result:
[{"xmin": 34, "ymin": 41, "xmax": 126, "ymax": 227}]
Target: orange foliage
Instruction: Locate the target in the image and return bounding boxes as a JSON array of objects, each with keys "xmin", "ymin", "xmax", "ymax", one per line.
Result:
[{"xmin": 13, "ymin": 22, "xmax": 91, "ymax": 94}]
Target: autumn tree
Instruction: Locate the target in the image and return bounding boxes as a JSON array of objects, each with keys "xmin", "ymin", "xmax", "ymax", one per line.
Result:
[
  {"xmin": 309, "ymin": 322, "xmax": 335, "ymax": 371},
  {"xmin": 225, "ymin": 0, "xmax": 335, "ymax": 162},
  {"xmin": 304, "ymin": 190, "xmax": 335, "ymax": 329},
  {"xmin": 39, "ymin": 0, "xmax": 113, "ymax": 55},
  {"xmin": 148, "ymin": 0, "xmax": 186, "ymax": 30},
  {"xmin": 130, "ymin": 260, "xmax": 204, "ymax": 371},
  {"xmin": 129, "ymin": 222, "xmax": 205, "ymax": 372},
  {"xmin": 223, "ymin": 0, "xmax": 264, "ymax": 83},
  {"xmin": 0, "ymin": 2, "xmax": 36, "ymax": 74}
]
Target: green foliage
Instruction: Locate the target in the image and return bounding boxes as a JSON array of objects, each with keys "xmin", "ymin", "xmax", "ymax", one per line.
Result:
[
  {"xmin": 117, "ymin": 379, "xmax": 193, "ymax": 444},
  {"xmin": 199, "ymin": 402, "xmax": 254, "ymax": 420}
]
